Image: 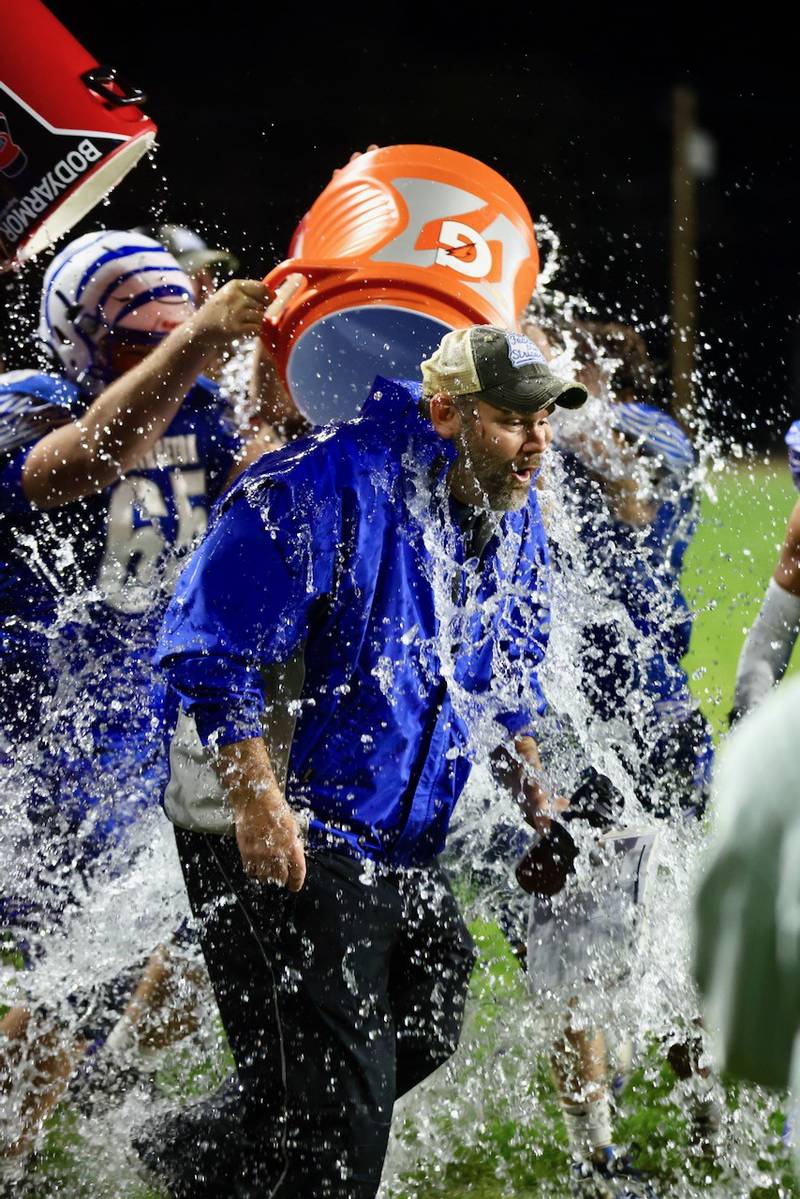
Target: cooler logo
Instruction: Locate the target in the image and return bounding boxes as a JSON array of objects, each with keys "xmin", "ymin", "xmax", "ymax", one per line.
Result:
[
  {"xmin": 505, "ymin": 331, "xmax": 545, "ymax": 368},
  {"xmin": 371, "ymin": 179, "xmax": 531, "ymax": 328},
  {"xmin": 0, "ymin": 111, "xmax": 28, "ymax": 178},
  {"xmin": 0, "ymin": 82, "xmax": 126, "ymax": 258},
  {"xmin": 433, "ymin": 220, "xmax": 492, "ymax": 278},
  {"xmin": 415, "ymin": 208, "xmax": 503, "ymax": 282}
]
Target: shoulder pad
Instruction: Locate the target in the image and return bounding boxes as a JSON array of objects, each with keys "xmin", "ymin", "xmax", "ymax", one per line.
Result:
[{"xmin": 0, "ymin": 371, "xmax": 80, "ymax": 455}]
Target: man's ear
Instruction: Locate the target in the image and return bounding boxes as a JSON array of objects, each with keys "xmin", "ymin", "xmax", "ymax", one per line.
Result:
[{"xmin": 428, "ymin": 392, "xmax": 462, "ymax": 441}]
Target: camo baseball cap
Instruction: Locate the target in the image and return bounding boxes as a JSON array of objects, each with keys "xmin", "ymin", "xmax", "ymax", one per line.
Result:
[{"xmin": 421, "ymin": 325, "xmax": 588, "ymax": 413}]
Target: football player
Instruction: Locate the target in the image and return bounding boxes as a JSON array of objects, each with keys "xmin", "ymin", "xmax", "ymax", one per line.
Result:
[{"xmin": 0, "ymin": 229, "xmax": 278, "ymax": 1163}]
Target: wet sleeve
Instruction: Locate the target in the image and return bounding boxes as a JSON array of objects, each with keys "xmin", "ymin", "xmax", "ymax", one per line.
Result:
[{"xmin": 156, "ymin": 480, "xmax": 335, "ymax": 746}]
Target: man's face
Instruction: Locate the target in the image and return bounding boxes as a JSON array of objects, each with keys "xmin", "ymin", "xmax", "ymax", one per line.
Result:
[
  {"xmin": 453, "ymin": 397, "xmax": 554, "ymax": 511},
  {"xmin": 579, "ymin": 427, "xmax": 663, "ymax": 526},
  {"xmin": 98, "ymin": 333, "xmax": 161, "ymax": 379}
]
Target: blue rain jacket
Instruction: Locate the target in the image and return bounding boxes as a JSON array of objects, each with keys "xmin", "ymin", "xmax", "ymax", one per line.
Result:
[{"xmin": 157, "ymin": 377, "xmax": 550, "ymax": 866}]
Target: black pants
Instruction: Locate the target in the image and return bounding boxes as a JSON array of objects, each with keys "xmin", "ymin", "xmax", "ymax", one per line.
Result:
[{"xmin": 140, "ymin": 829, "xmax": 476, "ymax": 1199}]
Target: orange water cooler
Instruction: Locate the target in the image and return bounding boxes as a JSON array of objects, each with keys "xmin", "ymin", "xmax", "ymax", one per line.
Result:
[{"xmin": 263, "ymin": 145, "xmax": 539, "ymax": 425}]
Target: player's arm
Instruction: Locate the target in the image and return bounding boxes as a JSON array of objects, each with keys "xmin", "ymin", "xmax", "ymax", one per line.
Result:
[
  {"xmin": 21, "ymin": 280, "xmax": 268, "ymax": 509},
  {"xmin": 773, "ymin": 497, "xmax": 800, "ymax": 595},
  {"xmin": 221, "ymin": 342, "xmax": 309, "ymax": 487},
  {"xmin": 732, "ymin": 498, "xmax": 800, "ymax": 718},
  {"xmin": 249, "ymin": 338, "xmax": 303, "ymax": 431},
  {"xmin": 491, "ymin": 735, "xmax": 568, "ymax": 834},
  {"xmin": 221, "ymin": 293, "xmax": 312, "ymax": 485},
  {"xmin": 225, "ymin": 417, "xmax": 285, "ymax": 485}
]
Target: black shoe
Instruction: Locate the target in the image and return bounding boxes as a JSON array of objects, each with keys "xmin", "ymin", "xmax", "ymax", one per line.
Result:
[
  {"xmin": 570, "ymin": 1147, "xmax": 659, "ymax": 1198},
  {"xmin": 688, "ymin": 1095, "xmax": 722, "ymax": 1159},
  {"xmin": 132, "ymin": 1075, "xmax": 248, "ymax": 1199}
]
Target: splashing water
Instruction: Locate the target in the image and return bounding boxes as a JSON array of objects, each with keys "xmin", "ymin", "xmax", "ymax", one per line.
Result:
[{"xmin": 0, "ymin": 215, "xmax": 796, "ymax": 1199}]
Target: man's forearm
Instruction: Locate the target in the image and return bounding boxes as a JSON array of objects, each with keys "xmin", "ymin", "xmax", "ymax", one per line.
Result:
[
  {"xmin": 214, "ymin": 736, "xmax": 285, "ymax": 819},
  {"xmin": 491, "ymin": 735, "xmax": 562, "ymax": 835},
  {"xmin": 250, "ymin": 336, "xmax": 301, "ymax": 428}
]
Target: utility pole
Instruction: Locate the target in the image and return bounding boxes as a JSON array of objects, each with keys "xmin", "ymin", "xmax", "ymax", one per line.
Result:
[{"xmin": 671, "ymin": 85, "xmax": 698, "ymax": 429}]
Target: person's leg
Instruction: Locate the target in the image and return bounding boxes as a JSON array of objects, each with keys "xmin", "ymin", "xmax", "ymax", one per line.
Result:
[
  {"xmin": 665, "ymin": 1025, "xmax": 721, "ymax": 1156},
  {"xmin": 551, "ymin": 1013, "xmax": 614, "ymax": 1167},
  {"xmin": 0, "ymin": 1006, "xmax": 86, "ymax": 1160},
  {"xmin": 99, "ymin": 941, "xmax": 205, "ymax": 1054},
  {"xmin": 62, "ymin": 938, "xmax": 208, "ymax": 1120},
  {"xmin": 136, "ymin": 832, "xmax": 403, "ymax": 1199},
  {"xmin": 528, "ymin": 897, "xmax": 625, "ymax": 1191},
  {"xmin": 389, "ymin": 865, "xmax": 477, "ymax": 1099},
  {"xmin": 0, "ymin": 878, "xmax": 88, "ymax": 1159}
]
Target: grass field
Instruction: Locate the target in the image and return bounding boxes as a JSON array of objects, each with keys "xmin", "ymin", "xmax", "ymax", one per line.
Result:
[
  {"xmin": 5, "ymin": 457, "xmax": 800, "ymax": 1198},
  {"xmin": 683, "ymin": 455, "xmax": 800, "ymax": 730}
]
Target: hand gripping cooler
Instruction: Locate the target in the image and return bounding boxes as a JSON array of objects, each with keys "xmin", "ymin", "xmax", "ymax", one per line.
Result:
[
  {"xmin": 262, "ymin": 145, "xmax": 540, "ymax": 425},
  {"xmin": 0, "ymin": 0, "xmax": 157, "ymax": 268}
]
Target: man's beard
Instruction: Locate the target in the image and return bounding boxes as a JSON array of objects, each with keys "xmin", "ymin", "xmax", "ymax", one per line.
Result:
[{"xmin": 456, "ymin": 429, "xmax": 535, "ymax": 512}]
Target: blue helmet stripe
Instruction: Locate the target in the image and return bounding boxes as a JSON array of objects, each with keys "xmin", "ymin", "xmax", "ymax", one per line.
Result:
[
  {"xmin": 786, "ymin": 422, "xmax": 800, "ymax": 492},
  {"xmin": 93, "ymin": 265, "xmax": 190, "ymax": 326},
  {"xmin": 785, "ymin": 420, "xmax": 800, "ymax": 453},
  {"xmin": 41, "ymin": 230, "xmax": 109, "ymax": 341},
  {"xmin": 75, "ymin": 243, "xmax": 171, "ymax": 303},
  {"xmin": 111, "ymin": 284, "xmax": 194, "ymax": 328},
  {"xmin": 613, "ymin": 402, "xmax": 694, "ymax": 473}
]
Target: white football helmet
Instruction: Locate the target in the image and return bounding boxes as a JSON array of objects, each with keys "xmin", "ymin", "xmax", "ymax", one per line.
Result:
[{"xmin": 39, "ymin": 230, "xmax": 196, "ymax": 395}]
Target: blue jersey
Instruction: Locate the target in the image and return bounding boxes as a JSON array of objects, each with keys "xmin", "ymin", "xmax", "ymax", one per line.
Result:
[
  {"xmin": 157, "ymin": 376, "xmax": 550, "ymax": 867},
  {"xmin": 0, "ymin": 369, "xmax": 241, "ymax": 860},
  {"xmin": 562, "ymin": 453, "xmax": 692, "ymax": 712},
  {"xmin": 557, "ymin": 450, "xmax": 711, "ymax": 802}
]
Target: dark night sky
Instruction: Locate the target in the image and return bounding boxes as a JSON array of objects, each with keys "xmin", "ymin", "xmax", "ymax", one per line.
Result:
[{"xmin": 3, "ymin": 5, "xmax": 798, "ymax": 444}]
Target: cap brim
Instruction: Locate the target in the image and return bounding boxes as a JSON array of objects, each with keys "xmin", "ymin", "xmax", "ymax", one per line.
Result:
[
  {"xmin": 177, "ymin": 248, "xmax": 240, "ymax": 277},
  {"xmin": 480, "ymin": 374, "xmax": 588, "ymax": 413}
]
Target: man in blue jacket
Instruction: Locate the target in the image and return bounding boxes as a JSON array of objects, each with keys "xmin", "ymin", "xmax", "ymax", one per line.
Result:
[{"xmin": 141, "ymin": 325, "xmax": 587, "ymax": 1198}]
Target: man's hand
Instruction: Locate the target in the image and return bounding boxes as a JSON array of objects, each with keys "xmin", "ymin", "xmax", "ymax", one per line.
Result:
[
  {"xmin": 188, "ymin": 279, "xmax": 269, "ymax": 354},
  {"xmin": 332, "ymin": 145, "xmax": 380, "ymax": 176},
  {"xmin": 215, "ymin": 738, "xmax": 306, "ymax": 891},
  {"xmin": 519, "ymin": 318, "xmax": 555, "ymax": 363},
  {"xmin": 235, "ymin": 792, "xmax": 306, "ymax": 891}
]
